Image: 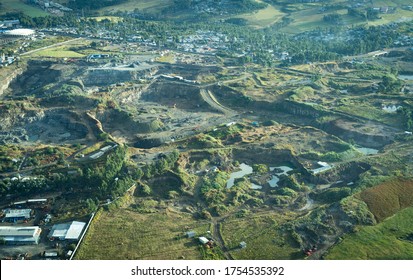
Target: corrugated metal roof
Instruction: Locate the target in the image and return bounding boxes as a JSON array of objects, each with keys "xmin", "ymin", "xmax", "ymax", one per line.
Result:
[
  {"xmin": 66, "ymin": 221, "xmax": 86, "ymax": 239},
  {"xmin": 4, "ymin": 209, "xmax": 31, "ymax": 219},
  {"xmin": 0, "ymin": 226, "xmax": 41, "ymax": 237},
  {"xmin": 27, "ymin": 199, "xmax": 47, "ymax": 203},
  {"xmin": 49, "ymin": 221, "xmax": 86, "ymax": 240}
]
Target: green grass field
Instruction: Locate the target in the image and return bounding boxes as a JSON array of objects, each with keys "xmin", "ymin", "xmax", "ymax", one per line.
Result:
[
  {"xmin": 221, "ymin": 212, "xmax": 301, "ymax": 259},
  {"xmin": 238, "ymin": 1, "xmax": 285, "ymax": 29},
  {"xmin": 98, "ymin": 0, "xmax": 173, "ymax": 15},
  {"xmin": 325, "ymin": 206, "xmax": 413, "ymax": 259},
  {"xmin": 75, "ymin": 208, "xmax": 211, "ymax": 260},
  {"xmin": 0, "ymin": 0, "xmax": 48, "ymax": 17},
  {"xmin": 335, "ymin": 101, "xmax": 406, "ymax": 129},
  {"xmin": 89, "ymin": 16, "xmax": 124, "ymax": 23},
  {"xmin": 31, "ymin": 47, "xmax": 85, "ymax": 58}
]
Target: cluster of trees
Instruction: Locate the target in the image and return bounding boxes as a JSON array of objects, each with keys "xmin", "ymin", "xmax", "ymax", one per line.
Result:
[
  {"xmin": 138, "ymin": 150, "xmax": 180, "ymax": 180},
  {"xmin": 398, "ymin": 107, "xmax": 413, "ymax": 130},
  {"xmin": 173, "ymin": 0, "xmax": 266, "ymax": 13},
  {"xmin": 80, "ymin": 145, "xmax": 133, "ymax": 198},
  {"xmin": 67, "ymin": 0, "xmax": 128, "ymax": 10},
  {"xmin": 0, "ymin": 146, "xmax": 183, "ymax": 210},
  {"xmin": 0, "ymin": 177, "xmax": 50, "ymax": 198},
  {"xmin": 347, "ymin": 7, "xmax": 381, "ymax": 21},
  {"xmin": 378, "ymin": 74, "xmax": 404, "ymax": 95},
  {"xmin": 0, "ymin": 145, "xmax": 128, "ymax": 200},
  {"xmin": 323, "ymin": 13, "xmax": 343, "ymax": 25}
]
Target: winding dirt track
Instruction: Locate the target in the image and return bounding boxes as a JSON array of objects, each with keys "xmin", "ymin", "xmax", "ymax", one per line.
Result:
[{"xmin": 199, "ymin": 89, "xmax": 236, "ymax": 115}]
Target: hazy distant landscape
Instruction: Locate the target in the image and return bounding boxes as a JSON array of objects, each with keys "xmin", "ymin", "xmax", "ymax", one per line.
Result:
[{"xmin": 0, "ymin": 0, "xmax": 413, "ymax": 260}]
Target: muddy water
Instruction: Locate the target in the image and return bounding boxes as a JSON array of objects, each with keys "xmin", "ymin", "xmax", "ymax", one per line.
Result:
[
  {"xmin": 226, "ymin": 164, "xmax": 293, "ymax": 189},
  {"xmin": 268, "ymin": 166, "xmax": 293, "ymax": 187},
  {"xmin": 226, "ymin": 163, "xmax": 254, "ymax": 188}
]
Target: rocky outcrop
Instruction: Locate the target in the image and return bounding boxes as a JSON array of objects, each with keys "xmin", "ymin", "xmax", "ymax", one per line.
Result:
[
  {"xmin": 279, "ymin": 100, "xmax": 327, "ymax": 118},
  {"xmin": 0, "ymin": 68, "xmax": 24, "ymax": 96},
  {"xmin": 83, "ymin": 67, "xmax": 156, "ymax": 86},
  {"xmin": 309, "ymin": 162, "xmax": 371, "ymax": 184},
  {"xmin": 322, "ymin": 119, "xmax": 396, "ymax": 149}
]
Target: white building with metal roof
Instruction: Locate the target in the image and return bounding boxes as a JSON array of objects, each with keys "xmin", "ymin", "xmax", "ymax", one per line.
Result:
[
  {"xmin": 3, "ymin": 209, "xmax": 32, "ymax": 222},
  {"xmin": 4, "ymin": 28, "xmax": 35, "ymax": 37},
  {"xmin": 48, "ymin": 221, "xmax": 86, "ymax": 241},
  {"xmin": 0, "ymin": 226, "xmax": 42, "ymax": 244}
]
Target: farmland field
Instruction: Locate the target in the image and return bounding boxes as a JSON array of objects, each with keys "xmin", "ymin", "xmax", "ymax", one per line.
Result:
[
  {"xmin": 0, "ymin": 0, "xmax": 48, "ymax": 17},
  {"xmin": 325, "ymin": 206, "xmax": 413, "ymax": 259},
  {"xmin": 31, "ymin": 47, "xmax": 85, "ymax": 58},
  {"xmin": 220, "ymin": 212, "xmax": 301, "ymax": 259},
  {"xmin": 359, "ymin": 179, "xmax": 413, "ymax": 222},
  {"xmin": 98, "ymin": 0, "xmax": 173, "ymax": 15},
  {"xmin": 75, "ymin": 208, "xmax": 211, "ymax": 260},
  {"xmin": 238, "ymin": 1, "xmax": 285, "ymax": 29}
]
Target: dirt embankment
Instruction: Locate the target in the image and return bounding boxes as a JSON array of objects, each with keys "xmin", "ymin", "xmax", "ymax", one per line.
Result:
[
  {"xmin": 142, "ymin": 81, "xmax": 217, "ymax": 112},
  {"xmin": 232, "ymin": 146, "xmax": 306, "ymax": 171},
  {"xmin": 278, "ymin": 100, "xmax": 326, "ymax": 118},
  {"xmin": 8, "ymin": 60, "xmax": 76, "ymax": 97},
  {"xmin": 323, "ymin": 119, "xmax": 396, "ymax": 148},
  {"xmin": 310, "ymin": 162, "xmax": 371, "ymax": 184},
  {"xmin": 0, "ymin": 108, "xmax": 90, "ymax": 145},
  {"xmin": 0, "ymin": 68, "xmax": 24, "ymax": 96},
  {"xmin": 82, "ymin": 67, "xmax": 155, "ymax": 87},
  {"xmin": 95, "ymin": 109, "xmax": 168, "ymax": 145}
]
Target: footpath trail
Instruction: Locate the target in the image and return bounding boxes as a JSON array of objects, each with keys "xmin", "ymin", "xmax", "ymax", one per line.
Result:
[{"xmin": 211, "ymin": 217, "xmax": 234, "ymax": 260}]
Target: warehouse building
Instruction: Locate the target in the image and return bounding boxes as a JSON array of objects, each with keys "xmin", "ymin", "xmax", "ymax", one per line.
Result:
[
  {"xmin": 0, "ymin": 226, "xmax": 42, "ymax": 245},
  {"xmin": 48, "ymin": 221, "xmax": 86, "ymax": 241},
  {"xmin": 3, "ymin": 28, "xmax": 35, "ymax": 37},
  {"xmin": 2, "ymin": 209, "xmax": 32, "ymax": 222}
]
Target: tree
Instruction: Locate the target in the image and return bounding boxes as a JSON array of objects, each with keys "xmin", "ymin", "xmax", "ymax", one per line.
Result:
[
  {"xmin": 98, "ymin": 132, "xmax": 109, "ymax": 141},
  {"xmin": 139, "ymin": 183, "xmax": 151, "ymax": 196},
  {"xmin": 85, "ymin": 198, "xmax": 98, "ymax": 212},
  {"xmin": 174, "ymin": 0, "xmax": 192, "ymax": 10},
  {"xmin": 379, "ymin": 75, "xmax": 403, "ymax": 95},
  {"xmin": 367, "ymin": 8, "xmax": 380, "ymax": 20}
]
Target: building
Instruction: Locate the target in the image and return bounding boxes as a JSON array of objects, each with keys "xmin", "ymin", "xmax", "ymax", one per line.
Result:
[
  {"xmin": 44, "ymin": 251, "xmax": 59, "ymax": 258},
  {"xmin": 186, "ymin": 231, "xmax": 196, "ymax": 238},
  {"xmin": 199, "ymin": 236, "xmax": 209, "ymax": 245},
  {"xmin": 3, "ymin": 209, "xmax": 32, "ymax": 222},
  {"xmin": 48, "ymin": 221, "xmax": 86, "ymax": 241},
  {"xmin": 0, "ymin": 20, "xmax": 20, "ymax": 29},
  {"xmin": 3, "ymin": 29, "xmax": 35, "ymax": 37},
  {"xmin": 27, "ymin": 198, "xmax": 48, "ymax": 204},
  {"xmin": 0, "ymin": 226, "xmax": 42, "ymax": 244}
]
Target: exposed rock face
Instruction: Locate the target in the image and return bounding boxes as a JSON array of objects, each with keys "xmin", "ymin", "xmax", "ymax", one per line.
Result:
[
  {"xmin": 82, "ymin": 67, "xmax": 156, "ymax": 86},
  {"xmin": 142, "ymin": 81, "xmax": 208, "ymax": 111},
  {"xmin": 0, "ymin": 108, "xmax": 88, "ymax": 144},
  {"xmin": 134, "ymin": 137, "xmax": 167, "ymax": 149},
  {"xmin": 310, "ymin": 162, "xmax": 371, "ymax": 184},
  {"xmin": 280, "ymin": 101, "xmax": 325, "ymax": 118},
  {"xmin": 323, "ymin": 119, "xmax": 396, "ymax": 149},
  {"xmin": 0, "ymin": 68, "xmax": 23, "ymax": 96}
]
